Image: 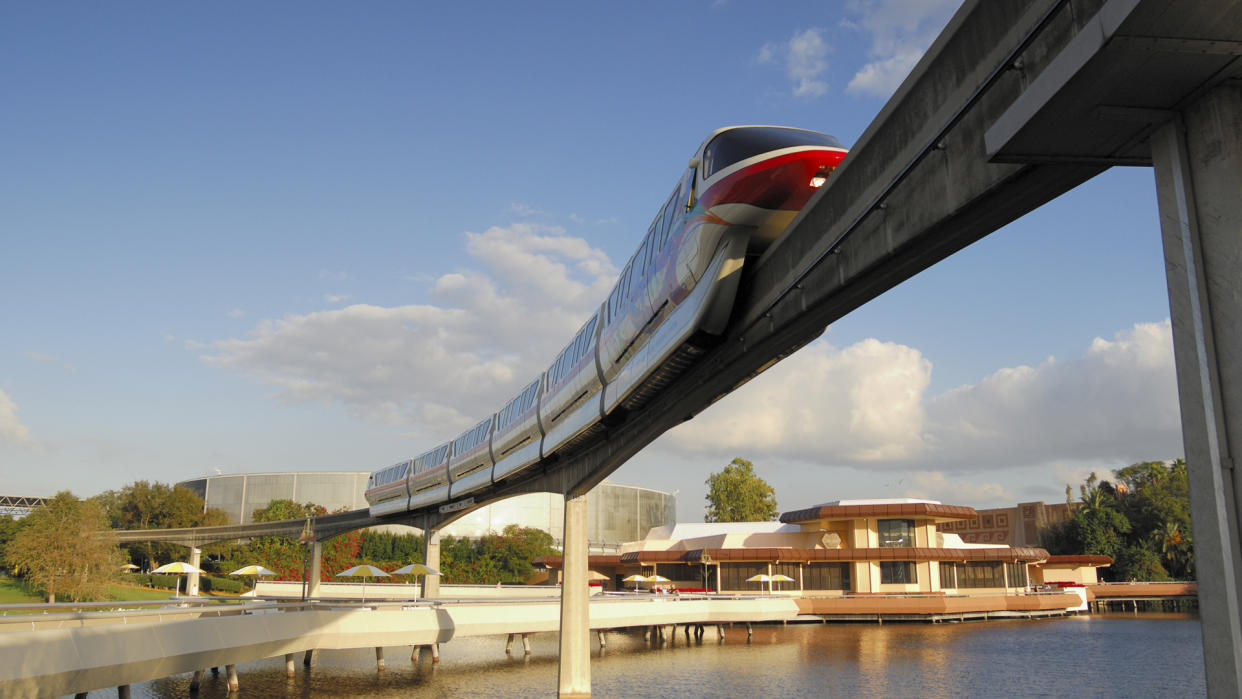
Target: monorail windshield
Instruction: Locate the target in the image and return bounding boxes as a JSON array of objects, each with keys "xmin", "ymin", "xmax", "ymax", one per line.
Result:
[{"xmin": 702, "ymin": 127, "xmax": 843, "ymax": 180}]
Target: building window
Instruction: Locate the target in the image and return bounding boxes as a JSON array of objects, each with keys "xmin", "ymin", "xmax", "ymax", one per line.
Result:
[
  {"xmin": 880, "ymin": 561, "xmax": 917, "ymax": 584},
  {"xmin": 953, "ymin": 561, "xmax": 1005, "ymax": 588},
  {"xmin": 719, "ymin": 563, "xmax": 766, "ymax": 591},
  {"xmin": 878, "ymin": 519, "xmax": 916, "ymax": 547},
  {"xmin": 937, "ymin": 561, "xmax": 957, "ymax": 588},
  {"xmin": 1005, "ymin": 562, "xmax": 1028, "ymax": 588},
  {"xmin": 805, "ymin": 563, "xmax": 850, "ymax": 591}
]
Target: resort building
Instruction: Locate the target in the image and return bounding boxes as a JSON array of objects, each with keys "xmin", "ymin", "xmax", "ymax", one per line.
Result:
[
  {"xmin": 538, "ymin": 498, "xmax": 1090, "ymax": 617},
  {"xmin": 937, "ymin": 500, "xmax": 1076, "ymax": 546}
]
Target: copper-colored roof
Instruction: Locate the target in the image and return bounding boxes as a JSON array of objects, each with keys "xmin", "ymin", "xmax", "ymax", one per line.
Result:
[
  {"xmin": 535, "ymin": 554, "xmax": 621, "ymax": 568},
  {"xmin": 620, "ymin": 546, "xmax": 1048, "ymax": 564},
  {"xmin": 1040, "ymin": 554, "xmax": 1113, "ymax": 567},
  {"xmin": 780, "ymin": 502, "xmax": 978, "ymax": 523}
]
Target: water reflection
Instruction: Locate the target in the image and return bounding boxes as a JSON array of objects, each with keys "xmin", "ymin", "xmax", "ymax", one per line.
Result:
[{"xmin": 111, "ymin": 614, "xmax": 1204, "ymax": 698}]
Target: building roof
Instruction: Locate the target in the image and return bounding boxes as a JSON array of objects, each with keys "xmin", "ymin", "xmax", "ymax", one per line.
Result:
[
  {"xmin": 780, "ymin": 500, "xmax": 977, "ymax": 524},
  {"xmin": 1039, "ymin": 554, "xmax": 1114, "ymax": 567},
  {"xmin": 616, "ymin": 546, "xmax": 1050, "ymax": 565},
  {"xmin": 643, "ymin": 522, "xmax": 797, "ymax": 540}
]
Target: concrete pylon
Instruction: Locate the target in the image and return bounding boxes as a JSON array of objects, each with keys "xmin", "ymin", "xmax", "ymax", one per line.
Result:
[
  {"xmin": 422, "ymin": 528, "xmax": 441, "ymax": 599},
  {"xmin": 187, "ymin": 547, "xmax": 201, "ymax": 596},
  {"xmin": 307, "ymin": 541, "xmax": 322, "ymax": 599},
  {"xmin": 1151, "ymin": 83, "xmax": 1242, "ymax": 699},
  {"xmin": 557, "ymin": 492, "xmax": 590, "ymax": 697}
]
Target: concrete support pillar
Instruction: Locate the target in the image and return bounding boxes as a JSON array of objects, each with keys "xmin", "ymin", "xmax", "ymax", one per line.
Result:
[
  {"xmin": 506, "ymin": 633, "xmax": 515, "ymax": 654},
  {"xmin": 285, "ymin": 654, "xmax": 295, "ymax": 678},
  {"xmin": 187, "ymin": 547, "xmax": 201, "ymax": 597},
  {"xmin": 226, "ymin": 664, "xmax": 239, "ymax": 693},
  {"xmin": 557, "ymin": 491, "xmax": 590, "ymax": 697},
  {"xmin": 597, "ymin": 630, "xmax": 606, "ymax": 648},
  {"xmin": 431, "ymin": 643, "xmax": 440, "ymax": 663},
  {"xmin": 303, "ymin": 649, "xmax": 315, "ymax": 667},
  {"xmin": 117, "ymin": 685, "xmax": 130, "ymax": 699},
  {"xmin": 190, "ymin": 669, "xmax": 203, "ymax": 690},
  {"xmin": 375, "ymin": 646, "xmax": 385, "ymax": 671},
  {"xmin": 422, "ymin": 529, "xmax": 441, "ymax": 599},
  {"xmin": 307, "ymin": 541, "xmax": 322, "ymax": 599},
  {"xmin": 521, "ymin": 633, "xmax": 531, "ymax": 656},
  {"xmin": 1151, "ymin": 84, "xmax": 1242, "ymax": 699}
]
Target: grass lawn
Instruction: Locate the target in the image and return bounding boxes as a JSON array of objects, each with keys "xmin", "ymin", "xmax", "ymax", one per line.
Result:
[
  {"xmin": 0, "ymin": 578, "xmax": 177, "ymax": 604},
  {"xmin": 0, "ymin": 578, "xmax": 42, "ymax": 604},
  {"xmin": 106, "ymin": 584, "xmax": 174, "ymax": 601}
]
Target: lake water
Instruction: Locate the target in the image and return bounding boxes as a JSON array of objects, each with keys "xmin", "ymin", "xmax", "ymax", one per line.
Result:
[{"xmin": 117, "ymin": 613, "xmax": 1203, "ymax": 697}]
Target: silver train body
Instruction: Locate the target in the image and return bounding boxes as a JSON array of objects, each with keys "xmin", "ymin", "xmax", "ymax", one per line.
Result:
[{"xmin": 366, "ymin": 126, "xmax": 848, "ymax": 516}]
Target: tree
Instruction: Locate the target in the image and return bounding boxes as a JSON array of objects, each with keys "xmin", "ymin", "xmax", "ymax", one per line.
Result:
[
  {"xmin": 704, "ymin": 457, "xmax": 778, "ymax": 523},
  {"xmin": 0, "ymin": 514, "xmax": 25, "ymax": 572},
  {"xmin": 92, "ymin": 481, "xmax": 229, "ymax": 567},
  {"xmin": 1042, "ymin": 459, "xmax": 1195, "ymax": 581},
  {"xmin": 6, "ymin": 492, "xmax": 121, "ymax": 602}
]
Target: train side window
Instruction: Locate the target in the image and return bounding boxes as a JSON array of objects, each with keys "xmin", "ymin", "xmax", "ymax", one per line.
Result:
[
  {"xmin": 652, "ymin": 203, "xmax": 667, "ymax": 252},
  {"xmin": 661, "ymin": 187, "xmax": 680, "ymax": 245}
]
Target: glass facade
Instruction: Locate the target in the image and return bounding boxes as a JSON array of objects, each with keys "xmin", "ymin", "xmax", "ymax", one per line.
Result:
[
  {"xmin": 878, "ymin": 519, "xmax": 916, "ymax": 547},
  {"xmin": 804, "ymin": 563, "xmax": 850, "ymax": 591},
  {"xmin": 880, "ymin": 561, "xmax": 917, "ymax": 584},
  {"xmin": 176, "ymin": 474, "xmax": 674, "ymax": 548}
]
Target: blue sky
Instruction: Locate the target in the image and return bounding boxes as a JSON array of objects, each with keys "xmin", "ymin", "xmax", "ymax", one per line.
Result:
[{"xmin": 2, "ymin": 2, "xmax": 1181, "ymax": 520}]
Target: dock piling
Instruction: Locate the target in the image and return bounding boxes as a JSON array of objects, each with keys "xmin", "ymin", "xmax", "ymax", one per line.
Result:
[
  {"xmin": 191, "ymin": 669, "xmax": 204, "ymax": 690},
  {"xmin": 285, "ymin": 654, "xmax": 295, "ymax": 677},
  {"xmin": 226, "ymin": 664, "xmax": 239, "ymax": 693},
  {"xmin": 376, "ymin": 646, "xmax": 385, "ymax": 671}
]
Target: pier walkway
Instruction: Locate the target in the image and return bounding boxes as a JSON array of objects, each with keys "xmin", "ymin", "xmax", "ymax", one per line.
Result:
[{"xmin": 0, "ymin": 593, "xmax": 795, "ymax": 698}]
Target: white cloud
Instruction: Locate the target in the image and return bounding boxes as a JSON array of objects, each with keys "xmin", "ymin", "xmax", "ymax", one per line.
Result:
[
  {"xmin": 759, "ymin": 28, "xmax": 830, "ymax": 99},
  {"xmin": 323, "ymin": 294, "xmax": 350, "ymax": 304},
  {"xmin": 902, "ymin": 471, "xmax": 1012, "ymax": 507},
  {"xmin": 844, "ymin": 0, "xmax": 961, "ymax": 98},
  {"xmin": 665, "ymin": 320, "xmax": 1180, "ymax": 474},
  {"xmin": 204, "ymin": 223, "xmax": 617, "ymax": 441},
  {"xmin": 667, "ymin": 338, "xmax": 931, "ymax": 463},
  {"xmin": 0, "ymin": 389, "xmax": 34, "ymax": 447},
  {"xmin": 227, "ymin": 308, "xmax": 246, "ymax": 318},
  {"xmin": 924, "ymin": 320, "xmax": 1181, "ymax": 469}
]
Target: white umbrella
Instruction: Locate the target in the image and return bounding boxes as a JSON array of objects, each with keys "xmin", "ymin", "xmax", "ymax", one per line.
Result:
[
  {"xmin": 647, "ymin": 574, "xmax": 671, "ymax": 582},
  {"xmin": 771, "ymin": 573, "xmax": 795, "ymax": 592},
  {"xmin": 335, "ymin": 564, "xmax": 390, "ymax": 601},
  {"xmin": 152, "ymin": 561, "xmax": 206, "ymax": 596},
  {"xmin": 228, "ymin": 565, "xmax": 278, "ymax": 577},
  {"xmin": 746, "ymin": 573, "xmax": 774, "ymax": 593}
]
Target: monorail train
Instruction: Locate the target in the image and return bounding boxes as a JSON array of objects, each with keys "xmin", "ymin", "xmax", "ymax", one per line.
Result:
[{"xmin": 366, "ymin": 125, "xmax": 848, "ymax": 517}]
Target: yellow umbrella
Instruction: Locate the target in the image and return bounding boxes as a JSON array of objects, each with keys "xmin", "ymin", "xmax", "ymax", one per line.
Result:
[
  {"xmin": 622, "ymin": 574, "xmax": 647, "ymax": 590},
  {"xmin": 771, "ymin": 573, "xmax": 795, "ymax": 592},
  {"xmin": 746, "ymin": 573, "xmax": 774, "ymax": 593},
  {"xmin": 335, "ymin": 565, "xmax": 390, "ymax": 601},
  {"xmin": 391, "ymin": 563, "xmax": 440, "ymax": 577},
  {"xmin": 228, "ymin": 565, "xmax": 278, "ymax": 577},
  {"xmin": 152, "ymin": 561, "xmax": 206, "ymax": 597}
]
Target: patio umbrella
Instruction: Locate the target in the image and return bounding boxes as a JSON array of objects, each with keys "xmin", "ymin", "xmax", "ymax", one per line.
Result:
[
  {"xmin": 622, "ymin": 574, "xmax": 647, "ymax": 590},
  {"xmin": 771, "ymin": 574, "xmax": 795, "ymax": 592},
  {"xmin": 152, "ymin": 561, "xmax": 206, "ymax": 596},
  {"xmin": 121, "ymin": 563, "xmax": 139, "ymax": 571},
  {"xmin": 228, "ymin": 565, "xmax": 278, "ymax": 593},
  {"xmin": 391, "ymin": 563, "xmax": 440, "ymax": 577},
  {"xmin": 746, "ymin": 573, "xmax": 774, "ymax": 593},
  {"xmin": 228, "ymin": 565, "xmax": 278, "ymax": 577},
  {"xmin": 391, "ymin": 563, "xmax": 440, "ymax": 594},
  {"xmin": 335, "ymin": 564, "xmax": 390, "ymax": 601}
]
